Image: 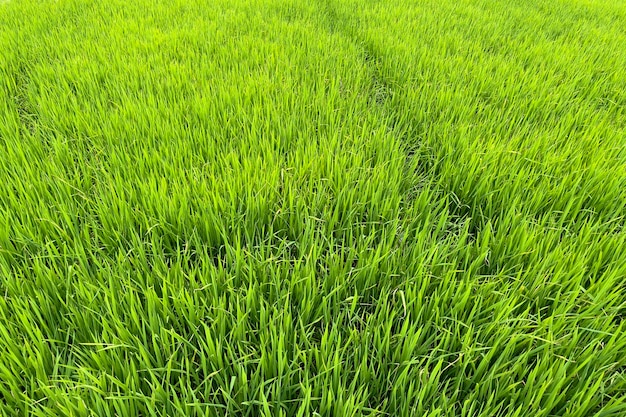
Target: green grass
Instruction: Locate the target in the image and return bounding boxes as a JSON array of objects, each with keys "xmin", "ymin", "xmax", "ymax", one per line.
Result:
[{"xmin": 1, "ymin": 0, "xmax": 625, "ymax": 415}]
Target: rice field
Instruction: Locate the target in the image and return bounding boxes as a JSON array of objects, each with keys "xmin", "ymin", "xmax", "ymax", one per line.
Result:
[{"xmin": 1, "ymin": 0, "xmax": 625, "ymax": 415}]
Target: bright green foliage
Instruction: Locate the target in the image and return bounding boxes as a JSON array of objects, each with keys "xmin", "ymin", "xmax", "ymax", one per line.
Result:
[{"xmin": 1, "ymin": 0, "xmax": 625, "ymax": 415}]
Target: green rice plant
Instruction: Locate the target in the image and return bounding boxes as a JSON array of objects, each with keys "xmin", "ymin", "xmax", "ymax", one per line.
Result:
[{"xmin": 0, "ymin": 0, "xmax": 625, "ymax": 415}]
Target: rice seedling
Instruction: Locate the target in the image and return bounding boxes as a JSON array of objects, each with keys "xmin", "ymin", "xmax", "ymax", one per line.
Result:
[{"xmin": 0, "ymin": 0, "xmax": 625, "ymax": 415}]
